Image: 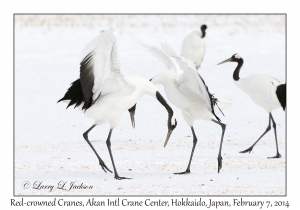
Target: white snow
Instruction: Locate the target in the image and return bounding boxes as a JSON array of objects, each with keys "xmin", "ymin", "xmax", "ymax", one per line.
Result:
[{"xmin": 15, "ymin": 15, "xmax": 285, "ymax": 196}]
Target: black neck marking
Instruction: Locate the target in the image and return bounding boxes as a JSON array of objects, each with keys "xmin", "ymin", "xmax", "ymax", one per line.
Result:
[
  {"xmin": 201, "ymin": 25, "xmax": 207, "ymax": 38},
  {"xmin": 156, "ymin": 91, "xmax": 173, "ymax": 127},
  {"xmin": 233, "ymin": 58, "xmax": 243, "ymax": 81},
  {"xmin": 201, "ymin": 30, "xmax": 206, "ymax": 38},
  {"xmin": 156, "ymin": 91, "xmax": 173, "ymax": 114}
]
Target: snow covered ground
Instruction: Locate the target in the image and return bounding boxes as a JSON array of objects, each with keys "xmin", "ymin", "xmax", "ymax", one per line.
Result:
[{"xmin": 15, "ymin": 15, "xmax": 286, "ymax": 195}]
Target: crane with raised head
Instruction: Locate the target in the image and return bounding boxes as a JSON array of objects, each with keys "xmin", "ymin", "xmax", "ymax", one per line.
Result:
[
  {"xmin": 218, "ymin": 53, "xmax": 286, "ymax": 158},
  {"xmin": 181, "ymin": 24, "xmax": 207, "ymax": 69}
]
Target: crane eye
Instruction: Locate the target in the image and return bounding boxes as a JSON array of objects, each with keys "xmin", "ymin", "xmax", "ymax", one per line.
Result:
[{"xmin": 171, "ymin": 118, "xmax": 177, "ymax": 130}]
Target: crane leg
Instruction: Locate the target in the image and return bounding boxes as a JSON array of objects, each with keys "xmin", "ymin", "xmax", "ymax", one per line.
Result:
[
  {"xmin": 83, "ymin": 125, "xmax": 112, "ymax": 173},
  {"xmin": 239, "ymin": 114, "xmax": 271, "ymax": 154},
  {"xmin": 174, "ymin": 126, "xmax": 197, "ymax": 175},
  {"xmin": 268, "ymin": 114, "xmax": 281, "ymax": 158},
  {"xmin": 212, "ymin": 119, "xmax": 226, "ymax": 173},
  {"xmin": 106, "ymin": 129, "xmax": 132, "ymax": 180}
]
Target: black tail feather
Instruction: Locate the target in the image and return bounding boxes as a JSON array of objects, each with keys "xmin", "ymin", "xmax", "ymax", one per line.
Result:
[
  {"xmin": 276, "ymin": 83, "xmax": 286, "ymax": 111},
  {"xmin": 58, "ymin": 79, "xmax": 84, "ymax": 109}
]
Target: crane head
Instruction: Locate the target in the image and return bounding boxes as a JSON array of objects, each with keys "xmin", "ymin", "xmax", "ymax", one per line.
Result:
[
  {"xmin": 200, "ymin": 24, "xmax": 207, "ymax": 38},
  {"xmin": 201, "ymin": 24, "xmax": 207, "ymax": 31},
  {"xmin": 217, "ymin": 53, "xmax": 242, "ymax": 65},
  {"xmin": 164, "ymin": 114, "xmax": 177, "ymax": 148}
]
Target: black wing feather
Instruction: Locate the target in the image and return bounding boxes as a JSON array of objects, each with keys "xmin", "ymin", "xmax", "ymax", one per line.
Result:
[
  {"xmin": 58, "ymin": 52, "xmax": 102, "ymax": 111},
  {"xmin": 57, "ymin": 79, "xmax": 84, "ymax": 109},
  {"xmin": 80, "ymin": 52, "xmax": 95, "ymax": 110},
  {"xmin": 276, "ymin": 83, "xmax": 286, "ymax": 111},
  {"xmin": 198, "ymin": 73, "xmax": 223, "ymax": 122}
]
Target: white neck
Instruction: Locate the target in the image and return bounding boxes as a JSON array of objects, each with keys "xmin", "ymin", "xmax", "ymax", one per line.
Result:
[
  {"xmin": 130, "ymin": 76, "xmax": 157, "ymax": 98},
  {"xmin": 151, "ymin": 72, "xmax": 175, "ymax": 86}
]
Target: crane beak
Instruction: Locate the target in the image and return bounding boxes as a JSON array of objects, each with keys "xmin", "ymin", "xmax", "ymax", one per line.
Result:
[
  {"xmin": 164, "ymin": 128, "xmax": 173, "ymax": 148},
  {"xmin": 217, "ymin": 58, "xmax": 232, "ymax": 65}
]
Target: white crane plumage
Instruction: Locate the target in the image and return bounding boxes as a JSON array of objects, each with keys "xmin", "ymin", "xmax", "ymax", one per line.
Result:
[
  {"xmin": 181, "ymin": 24, "xmax": 207, "ymax": 69},
  {"xmin": 58, "ymin": 28, "xmax": 177, "ymax": 180},
  {"xmin": 218, "ymin": 53, "xmax": 286, "ymax": 158},
  {"xmin": 129, "ymin": 33, "xmax": 233, "ymax": 174}
]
